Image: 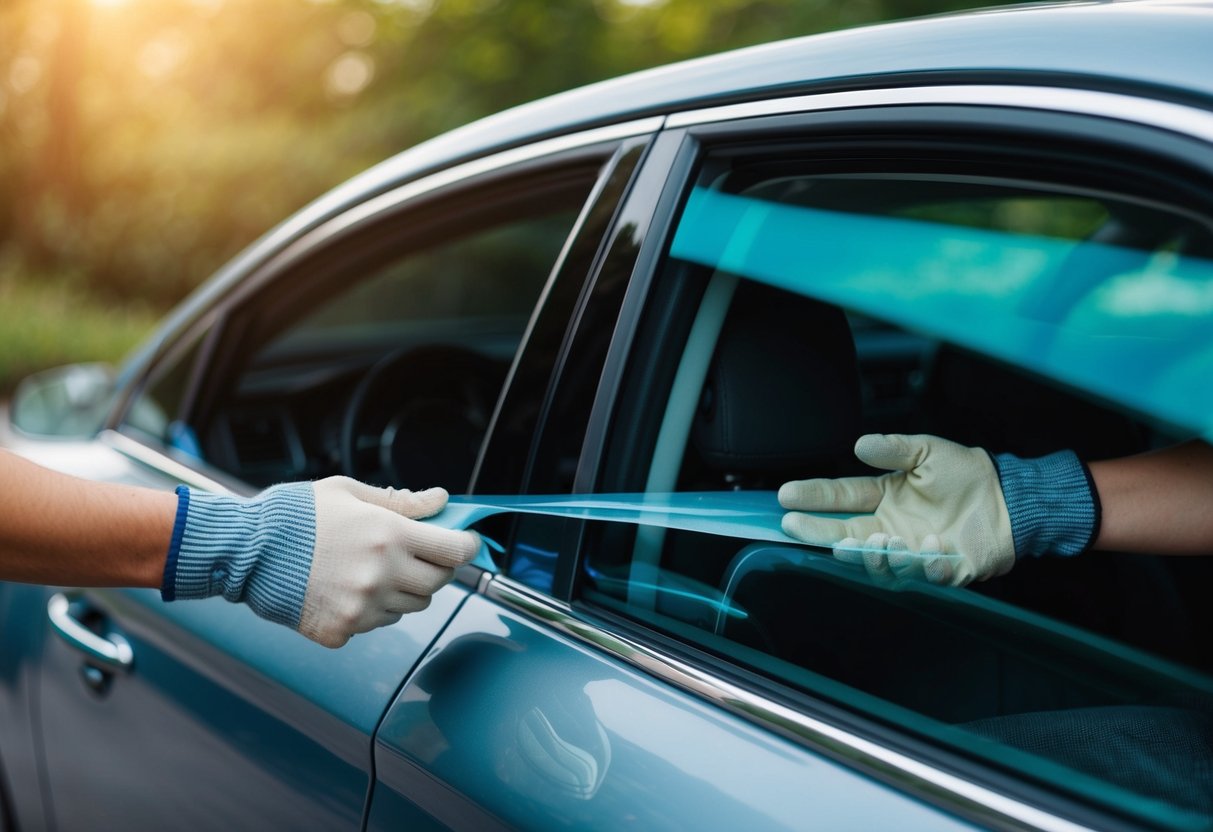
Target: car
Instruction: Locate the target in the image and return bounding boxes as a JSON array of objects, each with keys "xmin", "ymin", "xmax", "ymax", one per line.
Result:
[{"xmin": 5, "ymin": 1, "xmax": 1213, "ymax": 828}]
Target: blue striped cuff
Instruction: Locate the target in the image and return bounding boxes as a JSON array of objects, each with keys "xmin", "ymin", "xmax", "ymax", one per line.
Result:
[
  {"xmin": 162, "ymin": 484, "xmax": 317, "ymax": 629},
  {"xmin": 160, "ymin": 485, "xmax": 191, "ymax": 602},
  {"xmin": 993, "ymin": 450, "xmax": 1099, "ymax": 559}
]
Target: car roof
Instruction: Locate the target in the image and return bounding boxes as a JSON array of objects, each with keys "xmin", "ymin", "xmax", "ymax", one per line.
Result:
[
  {"xmin": 265, "ymin": 1, "xmax": 1213, "ymax": 249},
  {"xmin": 354, "ymin": 0, "xmax": 1213, "ymax": 196},
  {"xmin": 125, "ymin": 0, "xmax": 1213, "ymax": 384}
]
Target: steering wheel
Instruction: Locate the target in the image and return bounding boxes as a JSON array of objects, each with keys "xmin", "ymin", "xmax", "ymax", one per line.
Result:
[{"xmin": 340, "ymin": 345, "xmax": 506, "ymax": 491}]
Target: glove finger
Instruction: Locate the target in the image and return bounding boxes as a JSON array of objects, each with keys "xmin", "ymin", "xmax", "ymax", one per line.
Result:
[
  {"xmin": 838, "ymin": 530, "xmax": 888, "ymax": 559},
  {"xmin": 352, "ymin": 605, "xmax": 416, "ymax": 635},
  {"xmin": 923, "ymin": 557, "xmax": 954, "ymax": 586},
  {"xmin": 832, "ymin": 537, "xmax": 866, "ymax": 565},
  {"xmin": 885, "ymin": 535, "xmax": 924, "ymax": 581},
  {"xmin": 918, "ymin": 534, "xmax": 957, "ymax": 585},
  {"xmin": 853, "ymin": 434, "xmax": 930, "ymax": 473},
  {"xmin": 336, "ymin": 477, "xmax": 450, "ymax": 520},
  {"xmin": 391, "ymin": 559, "xmax": 456, "ymax": 597},
  {"xmin": 859, "ymin": 532, "xmax": 896, "ymax": 584},
  {"xmin": 398, "ymin": 520, "xmax": 482, "ymax": 568},
  {"xmin": 383, "ymin": 593, "xmax": 432, "ymax": 615},
  {"xmin": 782, "ymin": 512, "xmax": 879, "ymax": 547},
  {"xmin": 778, "ymin": 477, "xmax": 883, "ymax": 513},
  {"xmin": 377, "ymin": 611, "xmax": 407, "ymax": 628}
]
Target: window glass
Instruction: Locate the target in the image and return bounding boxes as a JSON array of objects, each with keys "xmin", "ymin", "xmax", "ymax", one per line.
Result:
[
  {"xmin": 581, "ymin": 162, "xmax": 1213, "ymax": 828},
  {"xmin": 179, "ymin": 175, "xmax": 593, "ymax": 490},
  {"xmin": 273, "ymin": 216, "xmax": 575, "ymax": 353},
  {"xmin": 124, "ymin": 331, "xmax": 206, "ymax": 458}
]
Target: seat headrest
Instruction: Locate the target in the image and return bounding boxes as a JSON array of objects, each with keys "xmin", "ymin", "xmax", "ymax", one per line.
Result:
[{"xmin": 692, "ymin": 283, "xmax": 860, "ymax": 473}]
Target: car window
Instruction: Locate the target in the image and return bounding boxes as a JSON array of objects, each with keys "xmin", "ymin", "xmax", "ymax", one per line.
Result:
[
  {"xmin": 578, "ymin": 151, "xmax": 1213, "ymax": 828},
  {"xmin": 123, "ymin": 328, "xmax": 208, "ymax": 456},
  {"xmin": 144, "ymin": 168, "xmax": 597, "ymax": 492}
]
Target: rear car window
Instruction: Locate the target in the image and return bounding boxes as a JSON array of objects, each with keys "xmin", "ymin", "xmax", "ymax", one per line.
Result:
[{"xmin": 580, "ymin": 159, "xmax": 1213, "ymax": 829}]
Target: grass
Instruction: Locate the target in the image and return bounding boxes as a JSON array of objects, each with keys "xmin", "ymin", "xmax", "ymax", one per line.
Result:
[{"xmin": 0, "ymin": 265, "xmax": 159, "ymax": 395}]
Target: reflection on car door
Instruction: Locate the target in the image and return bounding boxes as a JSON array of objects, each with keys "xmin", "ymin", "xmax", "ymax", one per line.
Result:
[{"xmin": 368, "ymin": 589, "xmax": 975, "ymax": 831}]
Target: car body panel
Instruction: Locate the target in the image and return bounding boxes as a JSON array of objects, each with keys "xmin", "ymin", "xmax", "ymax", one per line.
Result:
[
  {"xmin": 368, "ymin": 593, "xmax": 979, "ymax": 831},
  {"xmin": 6, "ymin": 580, "xmax": 469, "ymax": 830}
]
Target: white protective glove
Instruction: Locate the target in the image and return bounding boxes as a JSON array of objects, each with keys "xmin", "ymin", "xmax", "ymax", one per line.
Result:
[
  {"xmin": 164, "ymin": 477, "xmax": 481, "ymax": 648},
  {"xmin": 778, "ymin": 434, "xmax": 1015, "ymax": 586},
  {"xmin": 299, "ymin": 479, "xmax": 482, "ymax": 646}
]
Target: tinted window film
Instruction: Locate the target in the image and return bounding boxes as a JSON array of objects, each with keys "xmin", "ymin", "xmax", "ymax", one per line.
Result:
[
  {"xmin": 582, "ymin": 163, "xmax": 1213, "ymax": 829},
  {"xmin": 670, "ymin": 179, "xmax": 1213, "ymax": 439}
]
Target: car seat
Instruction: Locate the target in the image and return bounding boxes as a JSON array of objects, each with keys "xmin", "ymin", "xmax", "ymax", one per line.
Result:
[
  {"xmin": 686, "ymin": 281, "xmax": 863, "ymax": 490},
  {"xmin": 652, "ymin": 281, "xmax": 863, "ymax": 595}
]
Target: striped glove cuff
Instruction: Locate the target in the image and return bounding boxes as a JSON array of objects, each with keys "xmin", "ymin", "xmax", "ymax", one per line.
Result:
[
  {"xmin": 161, "ymin": 484, "xmax": 317, "ymax": 629},
  {"xmin": 992, "ymin": 450, "xmax": 1101, "ymax": 558}
]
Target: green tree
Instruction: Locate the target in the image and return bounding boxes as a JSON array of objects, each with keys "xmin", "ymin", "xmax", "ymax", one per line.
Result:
[{"xmin": 0, "ymin": 0, "xmax": 1002, "ymax": 311}]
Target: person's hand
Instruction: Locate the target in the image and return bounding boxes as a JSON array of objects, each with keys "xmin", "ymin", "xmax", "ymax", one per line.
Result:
[
  {"xmin": 778, "ymin": 434, "xmax": 1015, "ymax": 586},
  {"xmin": 163, "ymin": 477, "xmax": 481, "ymax": 647},
  {"xmin": 298, "ymin": 478, "xmax": 481, "ymax": 646}
]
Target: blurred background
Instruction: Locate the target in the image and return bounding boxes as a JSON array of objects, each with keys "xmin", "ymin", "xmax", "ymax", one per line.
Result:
[{"xmin": 0, "ymin": 0, "xmax": 995, "ymax": 392}]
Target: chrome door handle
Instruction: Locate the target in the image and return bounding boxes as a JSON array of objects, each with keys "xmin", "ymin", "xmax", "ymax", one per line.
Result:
[{"xmin": 47, "ymin": 592, "xmax": 134, "ymax": 672}]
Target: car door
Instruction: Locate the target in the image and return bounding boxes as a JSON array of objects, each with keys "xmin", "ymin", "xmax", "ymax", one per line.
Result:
[
  {"xmin": 9, "ymin": 126, "xmax": 652, "ymax": 832},
  {"xmin": 369, "ymin": 88, "xmax": 1213, "ymax": 830}
]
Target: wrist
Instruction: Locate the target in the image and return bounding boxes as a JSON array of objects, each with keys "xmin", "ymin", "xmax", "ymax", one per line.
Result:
[
  {"xmin": 161, "ymin": 484, "xmax": 317, "ymax": 628},
  {"xmin": 993, "ymin": 450, "xmax": 1100, "ymax": 558}
]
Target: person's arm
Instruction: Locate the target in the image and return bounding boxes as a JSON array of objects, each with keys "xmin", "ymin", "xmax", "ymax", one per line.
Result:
[
  {"xmin": 0, "ymin": 448, "xmax": 173, "ymax": 587},
  {"xmin": 0, "ymin": 448, "xmax": 481, "ymax": 647},
  {"xmin": 1089, "ymin": 440, "xmax": 1213, "ymax": 555},
  {"xmin": 780, "ymin": 434, "xmax": 1213, "ymax": 588}
]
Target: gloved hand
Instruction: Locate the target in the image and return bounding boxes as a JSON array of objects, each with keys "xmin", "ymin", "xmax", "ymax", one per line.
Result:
[
  {"xmin": 779, "ymin": 434, "xmax": 1098, "ymax": 587},
  {"xmin": 161, "ymin": 477, "xmax": 481, "ymax": 647},
  {"xmin": 779, "ymin": 433, "xmax": 1011, "ymax": 586}
]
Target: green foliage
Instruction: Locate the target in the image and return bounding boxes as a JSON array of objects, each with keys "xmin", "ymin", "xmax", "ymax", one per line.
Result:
[
  {"xmin": 0, "ymin": 259, "xmax": 156, "ymax": 393},
  {"xmin": 0, "ymin": 0, "xmax": 1007, "ymax": 387}
]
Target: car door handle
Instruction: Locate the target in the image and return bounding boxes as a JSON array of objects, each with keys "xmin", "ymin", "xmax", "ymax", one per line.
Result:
[{"xmin": 47, "ymin": 592, "xmax": 134, "ymax": 672}]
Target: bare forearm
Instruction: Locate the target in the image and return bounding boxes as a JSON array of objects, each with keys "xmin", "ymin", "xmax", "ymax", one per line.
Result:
[
  {"xmin": 1089, "ymin": 440, "xmax": 1213, "ymax": 555},
  {"xmin": 0, "ymin": 449, "xmax": 174, "ymax": 587}
]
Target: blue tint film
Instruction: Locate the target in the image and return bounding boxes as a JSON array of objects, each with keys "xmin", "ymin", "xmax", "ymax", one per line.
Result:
[{"xmin": 670, "ymin": 187, "xmax": 1213, "ymax": 440}]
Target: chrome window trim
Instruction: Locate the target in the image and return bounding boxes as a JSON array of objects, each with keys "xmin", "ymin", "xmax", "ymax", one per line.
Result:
[
  {"xmin": 311, "ymin": 117, "xmax": 667, "ymax": 244},
  {"xmin": 100, "ymin": 429, "xmax": 240, "ymax": 495},
  {"xmin": 485, "ymin": 574, "xmax": 1094, "ymax": 832},
  {"xmin": 667, "ymin": 84, "xmax": 1213, "ymax": 143}
]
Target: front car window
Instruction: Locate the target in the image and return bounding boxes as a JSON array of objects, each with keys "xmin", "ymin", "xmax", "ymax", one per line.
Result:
[
  {"xmin": 126, "ymin": 167, "xmax": 597, "ymax": 492},
  {"xmin": 579, "ymin": 152, "xmax": 1213, "ymax": 827},
  {"xmin": 216, "ymin": 208, "xmax": 580, "ymax": 491}
]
